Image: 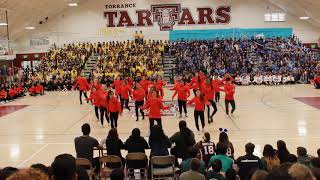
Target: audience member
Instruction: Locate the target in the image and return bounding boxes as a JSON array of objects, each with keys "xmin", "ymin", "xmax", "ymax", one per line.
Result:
[
  {"xmin": 74, "ymin": 123, "xmax": 101, "ymax": 172},
  {"xmin": 170, "ymin": 120, "xmax": 196, "ymax": 166},
  {"xmin": 251, "ymin": 170, "xmax": 269, "ymax": 180},
  {"xmin": 208, "ymin": 142, "xmax": 234, "ymax": 172},
  {"xmin": 51, "ymin": 154, "xmax": 77, "ymax": 180},
  {"xmin": 277, "ymin": 140, "xmax": 297, "ymax": 164},
  {"xmin": 6, "ymin": 168, "xmax": 49, "ymax": 180},
  {"xmin": 261, "ymin": 144, "xmax": 280, "ymax": 171},
  {"xmin": 288, "ymin": 163, "xmax": 316, "ymax": 180},
  {"xmin": 225, "ymin": 168, "xmax": 239, "ymax": 180},
  {"xmin": 195, "ymin": 132, "xmax": 216, "ymax": 166},
  {"xmin": 180, "ymin": 147, "xmax": 206, "ymax": 176},
  {"xmin": 105, "ymin": 128, "xmax": 126, "ymax": 166},
  {"xmin": 236, "ymin": 142, "xmax": 261, "ymax": 180},
  {"xmin": 0, "ymin": 167, "xmax": 19, "ymax": 180},
  {"xmin": 179, "ymin": 158, "xmax": 206, "ymax": 180},
  {"xmin": 207, "ymin": 159, "xmax": 225, "ymax": 180},
  {"xmin": 124, "ymin": 128, "xmax": 149, "ymax": 153},
  {"xmin": 110, "ymin": 168, "xmax": 124, "ymax": 180},
  {"xmin": 149, "ymin": 125, "xmax": 171, "ymax": 157},
  {"xmin": 218, "ymin": 132, "xmax": 234, "ymax": 158},
  {"xmin": 297, "ymin": 146, "xmax": 313, "ymax": 168}
]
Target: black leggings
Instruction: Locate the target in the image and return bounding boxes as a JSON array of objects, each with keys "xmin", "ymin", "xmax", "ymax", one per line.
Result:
[
  {"xmin": 215, "ymin": 92, "xmax": 220, "ymax": 102},
  {"xmin": 94, "ymin": 106, "xmax": 99, "ymax": 120},
  {"xmin": 99, "ymin": 107, "xmax": 106, "ymax": 125},
  {"xmin": 178, "ymin": 99, "xmax": 187, "ymax": 115},
  {"xmin": 79, "ymin": 90, "xmax": 88, "ymax": 104},
  {"xmin": 207, "ymin": 100, "xmax": 217, "ymax": 120},
  {"xmin": 194, "ymin": 111, "xmax": 205, "ymax": 131},
  {"xmin": 149, "ymin": 118, "xmax": 162, "ymax": 130},
  {"xmin": 135, "ymin": 101, "xmax": 145, "ymax": 120},
  {"xmin": 120, "ymin": 98, "xmax": 130, "ymax": 111},
  {"xmin": 109, "ymin": 112, "xmax": 119, "ymax": 128},
  {"xmin": 225, "ymin": 100, "xmax": 236, "ymax": 115}
]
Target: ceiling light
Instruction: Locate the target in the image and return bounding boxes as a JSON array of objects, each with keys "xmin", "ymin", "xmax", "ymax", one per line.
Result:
[
  {"xmin": 25, "ymin": 26, "xmax": 35, "ymax": 30},
  {"xmin": 0, "ymin": 23, "xmax": 7, "ymax": 26},
  {"xmin": 68, "ymin": 3, "xmax": 78, "ymax": 7},
  {"xmin": 299, "ymin": 16, "xmax": 310, "ymax": 20}
]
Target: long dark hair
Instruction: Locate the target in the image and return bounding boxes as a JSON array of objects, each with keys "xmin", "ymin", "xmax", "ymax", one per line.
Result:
[
  {"xmin": 277, "ymin": 140, "xmax": 290, "ymax": 155},
  {"xmin": 149, "ymin": 125, "xmax": 166, "ymax": 142},
  {"xmin": 263, "ymin": 144, "xmax": 276, "ymax": 158},
  {"xmin": 179, "ymin": 120, "xmax": 193, "ymax": 139},
  {"xmin": 219, "ymin": 132, "xmax": 230, "ymax": 144},
  {"xmin": 107, "ymin": 128, "xmax": 118, "ymax": 140}
]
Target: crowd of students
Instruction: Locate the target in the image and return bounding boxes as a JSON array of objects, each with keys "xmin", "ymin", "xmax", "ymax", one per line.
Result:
[{"xmin": 170, "ymin": 36, "xmax": 319, "ymax": 86}]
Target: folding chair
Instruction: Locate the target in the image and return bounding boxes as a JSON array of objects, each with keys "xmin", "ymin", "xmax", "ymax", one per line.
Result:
[
  {"xmin": 126, "ymin": 153, "xmax": 148, "ymax": 179},
  {"xmin": 99, "ymin": 155, "xmax": 123, "ymax": 179},
  {"xmin": 75, "ymin": 158, "xmax": 95, "ymax": 180},
  {"xmin": 151, "ymin": 155, "xmax": 176, "ymax": 180}
]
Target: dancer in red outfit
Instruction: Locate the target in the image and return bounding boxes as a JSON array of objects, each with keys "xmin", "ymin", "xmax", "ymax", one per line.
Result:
[
  {"xmin": 119, "ymin": 80, "xmax": 133, "ymax": 111},
  {"xmin": 211, "ymin": 75, "xmax": 223, "ymax": 102},
  {"xmin": 133, "ymin": 83, "xmax": 146, "ymax": 121},
  {"xmin": 35, "ymin": 83, "xmax": 44, "ymax": 95},
  {"xmin": 221, "ymin": 77, "xmax": 236, "ymax": 116},
  {"xmin": 201, "ymin": 78, "xmax": 217, "ymax": 124},
  {"xmin": 97, "ymin": 86, "xmax": 110, "ymax": 126},
  {"xmin": 188, "ymin": 90, "xmax": 210, "ymax": 133},
  {"xmin": 113, "ymin": 76, "xmax": 122, "ymax": 98},
  {"xmin": 106, "ymin": 90, "xmax": 122, "ymax": 128},
  {"xmin": 139, "ymin": 76, "xmax": 149, "ymax": 94},
  {"xmin": 87, "ymin": 86, "xmax": 100, "ymax": 121},
  {"xmin": 90, "ymin": 78, "xmax": 102, "ymax": 91},
  {"xmin": 73, "ymin": 74, "xmax": 90, "ymax": 104},
  {"xmin": 172, "ymin": 79, "xmax": 190, "ymax": 118},
  {"xmin": 149, "ymin": 78, "xmax": 164, "ymax": 97},
  {"xmin": 189, "ymin": 72, "xmax": 204, "ymax": 95},
  {"xmin": 141, "ymin": 89, "xmax": 172, "ymax": 130}
]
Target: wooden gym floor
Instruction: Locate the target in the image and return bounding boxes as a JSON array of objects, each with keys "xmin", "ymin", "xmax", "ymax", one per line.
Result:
[{"xmin": 0, "ymin": 85, "xmax": 319, "ymax": 167}]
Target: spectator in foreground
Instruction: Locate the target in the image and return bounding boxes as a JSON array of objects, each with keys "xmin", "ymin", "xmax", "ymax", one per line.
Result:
[
  {"xmin": 225, "ymin": 168, "xmax": 239, "ymax": 180},
  {"xmin": 30, "ymin": 163, "xmax": 49, "ymax": 176},
  {"xmin": 288, "ymin": 163, "xmax": 316, "ymax": 180},
  {"xmin": 110, "ymin": 168, "xmax": 124, "ymax": 180},
  {"xmin": 266, "ymin": 168, "xmax": 292, "ymax": 180},
  {"xmin": 277, "ymin": 140, "xmax": 297, "ymax": 164},
  {"xmin": 149, "ymin": 125, "xmax": 171, "ymax": 157},
  {"xmin": 207, "ymin": 159, "xmax": 225, "ymax": 180},
  {"xmin": 297, "ymin": 146, "xmax": 312, "ymax": 168},
  {"xmin": 170, "ymin": 120, "xmax": 196, "ymax": 166},
  {"xmin": 6, "ymin": 168, "xmax": 49, "ymax": 180},
  {"xmin": 261, "ymin": 144, "xmax": 280, "ymax": 171},
  {"xmin": 124, "ymin": 128, "xmax": 149, "ymax": 153},
  {"xmin": 179, "ymin": 158, "xmax": 206, "ymax": 180},
  {"xmin": 236, "ymin": 142, "xmax": 261, "ymax": 180},
  {"xmin": 0, "ymin": 167, "xmax": 19, "ymax": 180},
  {"xmin": 105, "ymin": 128, "xmax": 126, "ymax": 166},
  {"xmin": 251, "ymin": 170, "xmax": 269, "ymax": 180},
  {"xmin": 74, "ymin": 123, "xmax": 101, "ymax": 172},
  {"xmin": 181, "ymin": 147, "xmax": 206, "ymax": 176},
  {"xmin": 195, "ymin": 132, "xmax": 216, "ymax": 167},
  {"xmin": 218, "ymin": 132, "xmax": 234, "ymax": 158},
  {"xmin": 51, "ymin": 154, "xmax": 77, "ymax": 180},
  {"xmin": 208, "ymin": 143, "xmax": 233, "ymax": 172}
]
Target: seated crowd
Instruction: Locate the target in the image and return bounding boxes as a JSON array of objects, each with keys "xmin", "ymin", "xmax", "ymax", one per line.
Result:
[
  {"xmin": 2, "ymin": 121, "xmax": 320, "ymax": 180},
  {"xmin": 170, "ymin": 36, "xmax": 320, "ymax": 87}
]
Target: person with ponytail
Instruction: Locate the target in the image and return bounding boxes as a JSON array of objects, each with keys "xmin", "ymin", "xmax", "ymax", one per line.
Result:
[
  {"xmin": 141, "ymin": 89, "xmax": 172, "ymax": 130},
  {"xmin": 221, "ymin": 77, "xmax": 236, "ymax": 116},
  {"xmin": 96, "ymin": 85, "xmax": 109, "ymax": 126},
  {"xmin": 189, "ymin": 72, "xmax": 202, "ymax": 96},
  {"xmin": 187, "ymin": 89, "xmax": 210, "ymax": 133},
  {"xmin": 112, "ymin": 75, "xmax": 122, "ymax": 98},
  {"xmin": 201, "ymin": 78, "xmax": 218, "ymax": 124},
  {"xmin": 172, "ymin": 79, "xmax": 190, "ymax": 118},
  {"xmin": 106, "ymin": 90, "xmax": 122, "ymax": 128},
  {"xmin": 73, "ymin": 73, "xmax": 90, "ymax": 105},
  {"xmin": 86, "ymin": 86, "xmax": 100, "ymax": 121},
  {"xmin": 132, "ymin": 82, "xmax": 146, "ymax": 121}
]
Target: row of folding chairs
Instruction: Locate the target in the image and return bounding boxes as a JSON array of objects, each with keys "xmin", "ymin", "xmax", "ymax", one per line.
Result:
[{"xmin": 76, "ymin": 153, "xmax": 178, "ymax": 180}]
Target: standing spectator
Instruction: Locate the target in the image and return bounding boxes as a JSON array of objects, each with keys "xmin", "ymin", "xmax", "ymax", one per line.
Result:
[
  {"xmin": 236, "ymin": 142, "xmax": 261, "ymax": 180},
  {"xmin": 170, "ymin": 120, "xmax": 196, "ymax": 166},
  {"xmin": 74, "ymin": 123, "xmax": 101, "ymax": 172},
  {"xmin": 179, "ymin": 158, "xmax": 206, "ymax": 180}
]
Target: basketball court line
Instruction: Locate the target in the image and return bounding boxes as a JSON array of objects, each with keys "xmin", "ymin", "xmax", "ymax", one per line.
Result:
[{"xmin": 18, "ymin": 144, "xmax": 49, "ymax": 168}]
